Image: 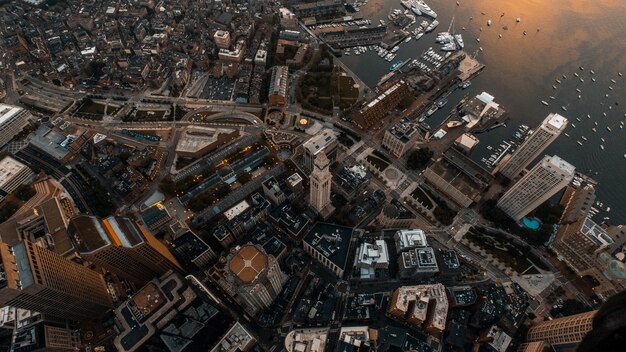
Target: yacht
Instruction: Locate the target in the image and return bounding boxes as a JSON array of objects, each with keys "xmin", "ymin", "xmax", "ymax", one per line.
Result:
[
  {"xmin": 581, "ymin": 136, "xmax": 588, "ymax": 141},
  {"xmin": 607, "ymin": 126, "xmax": 612, "ymax": 132},
  {"xmin": 426, "ymin": 106, "xmax": 438, "ymax": 116},
  {"xmin": 446, "ymin": 120, "xmax": 463, "ymax": 128},
  {"xmin": 460, "ymin": 80, "xmax": 472, "ymax": 89},
  {"xmin": 577, "ymin": 141, "xmax": 583, "ymax": 146},
  {"xmin": 436, "ymin": 98, "xmax": 448, "ymax": 108},
  {"xmin": 600, "ymin": 145, "xmax": 605, "ymax": 150},
  {"xmin": 454, "ymin": 34, "xmax": 464, "ymax": 48},
  {"xmin": 425, "ymin": 20, "xmax": 439, "ymax": 32},
  {"xmin": 611, "ymin": 79, "xmax": 617, "ymax": 84},
  {"xmin": 541, "ymin": 100, "xmax": 549, "ymax": 106},
  {"xmin": 416, "ymin": 0, "xmax": 437, "ymax": 18}
]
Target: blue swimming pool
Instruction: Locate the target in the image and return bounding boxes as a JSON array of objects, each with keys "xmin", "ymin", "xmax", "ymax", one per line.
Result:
[{"xmin": 522, "ymin": 217, "xmax": 541, "ymax": 230}]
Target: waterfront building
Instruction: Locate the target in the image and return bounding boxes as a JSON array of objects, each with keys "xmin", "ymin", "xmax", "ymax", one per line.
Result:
[
  {"xmin": 352, "ymin": 81, "xmax": 410, "ymax": 129},
  {"xmin": 0, "ymin": 104, "xmax": 31, "ymax": 149},
  {"xmin": 497, "ymin": 155, "xmax": 575, "ymax": 221},
  {"xmin": 68, "ymin": 215, "xmax": 182, "ymax": 287},
  {"xmin": 268, "ymin": 66, "xmax": 289, "ymax": 106},
  {"xmin": 382, "ymin": 120, "xmax": 420, "ymax": 158},
  {"xmin": 499, "ymin": 113, "xmax": 568, "ymax": 180},
  {"xmin": 0, "ymin": 240, "xmax": 113, "ymax": 320},
  {"xmin": 291, "ymin": 0, "xmax": 344, "ymax": 19}
]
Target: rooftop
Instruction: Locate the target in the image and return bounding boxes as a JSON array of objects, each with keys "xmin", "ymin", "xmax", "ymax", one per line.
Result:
[
  {"xmin": 210, "ymin": 322, "xmax": 256, "ymax": 352},
  {"xmin": 390, "ymin": 284, "xmax": 449, "ymax": 332},
  {"xmin": 0, "ymin": 156, "xmax": 29, "ymax": 188},
  {"xmin": 228, "ymin": 245, "xmax": 268, "ymax": 284},
  {"xmin": 0, "ymin": 103, "xmax": 25, "ymax": 126},
  {"xmin": 303, "ymin": 129, "xmax": 338, "ymax": 156},
  {"xmin": 544, "ymin": 112, "xmax": 568, "ymax": 131},
  {"xmin": 170, "ymin": 231, "xmax": 212, "ymax": 265},
  {"xmin": 285, "ymin": 328, "xmax": 329, "ymax": 352},
  {"xmin": 304, "ymin": 222, "xmax": 353, "ymax": 270},
  {"xmin": 395, "ymin": 229, "xmax": 427, "ymax": 250}
]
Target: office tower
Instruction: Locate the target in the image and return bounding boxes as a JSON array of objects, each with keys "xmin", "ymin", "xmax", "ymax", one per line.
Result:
[
  {"xmin": 268, "ymin": 66, "xmax": 289, "ymax": 106},
  {"xmin": 499, "ymin": 113, "xmax": 568, "ymax": 180},
  {"xmin": 0, "ymin": 156, "xmax": 35, "ymax": 201},
  {"xmin": 68, "ymin": 215, "xmax": 182, "ymax": 287},
  {"xmin": 210, "ymin": 244, "xmax": 287, "ymax": 316},
  {"xmin": 309, "ymin": 153, "xmax": 332, "ymax": 214},
  {"xmin": 497, "ymin": 155, "xmax": 575, "ymax": 221},
  {"xmin": 0, "ymin": 104, "xmax": 31, "ymax": 148},
  {"xmin": 0, "ymin": 240, "xmax": 113, "ymax": 320},
  {"xmin": 524, "ymin": 310, "xmax": 596, "ymax": 351},
  {"xmin": 302, "ymin": 129, "xmax": 338, "ymax": 171}
]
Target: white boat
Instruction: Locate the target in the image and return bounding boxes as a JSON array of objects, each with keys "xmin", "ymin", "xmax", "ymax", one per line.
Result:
[
  {"xmin": 592, "ymin": 127, "xmax": 596, "ymax": 132},
  {"xmin": 572, "ymin": 124, "xmax": 576, "ymax": 128},
  {"xmin": 581, "ymin": 136, "xmax": 588, "ymax": 141},
  {"xmin": 552, "ymin": 85, "xmax": 557, "ymax": 89},
  {"xmin": 601, "ymin": 137, "xmax": 605, "ymax": 142},
  {"xmin": 446, "ymin": 120, "xmax": 463, "ymax": 128},
  {"xmin": 611, "ymin": 79, "xmax": 617, "ymax": 84},
  {"xmin": 460, "ymin": 81, "xmax": 472, "ymax": 89},
  {"xmin": 541, "ymin": 100, "xmax": 549, "ymax": 106},
  {"xmin": 600, "ymin": 145, "xmax": 605, "ymax": 150},
  {"xmin": 561, "ymin": 106, "xmax": 568, "ymax": 112},
  {"xmin": 416, "ymin": 0, "xmax": 437, "ymax": 18},
  {"xmin": 576, "ymin": 88, "xmax": 581, "ymax": 93},
  {"xmin": 574, "ymin": 72, "xmax": 579, "ymax": 77},
  {"xmin": 607, "ymin": 126, "xmax": 612, "ymax": 132},
  {"xmin": 564, "ymin": 133, "xmax": 570, "ymax": 137},
  {"xmin": 516, "ymin": 17, "xmax": 521, "ymax": 22},
  {"xmin": 415, "ymin": 32, "xmax": 424, "ymax": 40},
  {"xmin": 425, "ymin": 20, "xmax": 439, "ymax": 32},
  {"xmin": 487, "ymin": 19, "xmax": 492, "ymax": 26},
  {"xmin": 577, "ymin": 141, "xmax": 583, "ymax": 146},
  {"xmin": 454, "ymin": 34, "xmax": 464, "ymax": 48}
]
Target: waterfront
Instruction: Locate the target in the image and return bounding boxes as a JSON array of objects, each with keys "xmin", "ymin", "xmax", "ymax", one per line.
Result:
[{"xmin": 341, "ymin": 0, "xmax": 626, "ymax": 223}]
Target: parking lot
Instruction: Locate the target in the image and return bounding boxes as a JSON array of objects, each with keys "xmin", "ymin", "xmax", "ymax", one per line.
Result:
[{"xmin": 200, "ymin": 76, "xmax": 235, "ymax": 100}]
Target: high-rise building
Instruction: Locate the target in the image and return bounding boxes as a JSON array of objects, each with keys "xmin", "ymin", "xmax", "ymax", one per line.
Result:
[
  {"xmin": 302, "ymin": 129, "xmax": 338, "ymax": 171},
  {"xmin": 523, "ymin": 310, "xmax": 596, "ymax": 351},
  {"xmin": 68, "ymin": 215, "xmax": 182, "ymax": 287},
  {"xmin": 309, "ymin": 153, "xmax": 332, "ymax": 214},
  {"xmin": 499, "ymin": 113, "xmax": 568, "ymax": 180},
  {"xmin": 268, "ymin": 66, "xmax": 289, "ymax": 106},
  {"xmin": 0, "ymin": 240, "xmax": 113, "ymax": 320},
  {"xmin": 213, "ymin": 30, "xmax": 231, "ymax": 49},
  {"xmin": 209, "ymin": 244, "xmax": 287, "ymax": 316},
  {"xmin": 0, "ymin": 156, "xmax": 35, "ymax": 202},
  {"xmin": 0, "ymin": 104, "xmax": 31, "ymax": 148},
  {"xmin": 497, "ymin": 155, "xmax": 575, "ymax": 221}
]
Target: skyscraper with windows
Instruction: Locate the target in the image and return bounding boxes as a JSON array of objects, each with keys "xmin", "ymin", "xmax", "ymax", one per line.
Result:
[
  {"xmin": 499, "ymin": 113, "xmax": 568, "ymax": 180},
  {"xmin": 309, "ymin": 153, "xmax": 332, "ymax": 214},
  {"xmin": 68, "ymin": 215, "xmax": 182, "ymax": 287},
  {"xmin": 521, "ymin": 310, "xmax": 596, "ymax": 352},
  {"xmin": 497, "ymin": 155, "xmax": 575, "ymax": 221},
  {"xmin": 0, "ymin": 240, "xmax": 113, "ymax": 320}
]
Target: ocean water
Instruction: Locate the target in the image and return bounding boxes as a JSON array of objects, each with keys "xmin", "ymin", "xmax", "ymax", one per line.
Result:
[{"xmin": 340, "ymin": 0, "xmax": 626, "ymax": 224}]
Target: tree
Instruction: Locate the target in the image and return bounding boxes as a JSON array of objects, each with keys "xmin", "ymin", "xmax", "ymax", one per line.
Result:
[{"xmin": 406, "ymin": 147, "xmax": 434, "ymax": 170}]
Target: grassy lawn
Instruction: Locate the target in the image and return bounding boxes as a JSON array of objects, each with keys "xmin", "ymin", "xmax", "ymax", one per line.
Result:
[
  {"xmin": 74, "ymin": 99, "xmax": 120, "ymax": 120},
  {"xmin": 411, "ymin": 186, "xmax": 434, "ymax": 209},
  {"xmin": 337, "ymin": 75, "xmax": 359, "ymax": 100},
  {"xmin": 366, "ymin": 155, "xmax": 390, "ymax": 171}
]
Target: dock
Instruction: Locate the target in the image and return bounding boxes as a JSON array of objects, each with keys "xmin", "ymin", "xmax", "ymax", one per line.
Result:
[{"xmin": 457, "ymin": 52, "xmax": 485, "ymax": 81}]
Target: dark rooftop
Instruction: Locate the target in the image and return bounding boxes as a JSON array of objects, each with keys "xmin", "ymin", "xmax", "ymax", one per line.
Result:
[
  {"xmin": 170, "ymin": 231, "xmax": 211, "ymax": 265},
  {"xmin": 303, "ymin": 222, "xmax": 353, "ymax": 271}
]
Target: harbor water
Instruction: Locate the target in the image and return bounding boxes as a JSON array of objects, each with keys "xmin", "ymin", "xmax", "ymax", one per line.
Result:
[{"xmin": 340, "ymin": 0, "xmax": 626, "ymax": 224}]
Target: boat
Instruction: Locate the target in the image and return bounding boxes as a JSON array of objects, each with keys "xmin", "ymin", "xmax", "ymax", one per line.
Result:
[
  {"xmin": 390, "ymin": 60, "xmax": 404, "ymax": 71},
  {"xmin": 592, "ymin": 77, "xmax": 596, "ymax": 82},
  {"xmin": 580, "ymin": 77, "xmax": 584, "ymax": 82},
  {"xmin": 516, "ymin": 17, "xmax": 521, "ymax": 22},
  {"xmin": 487, "ymin": 19, "xmax": 492, "ymax": 26},
  {"xmin": 426, "ymin": 106, "xmax": 438, "ymax": 116},
  {"xmin": 601, "ymin": 137, "xmax": 605, "ymax": 142},
  {"xmin": 476, "ymin": 37, "xmax": 480, "ymax": 43},
  {"xmin": 577, "ymin": 141, "xmax": 583, "ymax": 146},
  {"xmin": 581, "ymin": 136, "xmax": 588, "ymax": 141},
  {"xmin": 607, "ymin": 126, "xmax": 612, "ymax": 132},
  {"xmin": 611, "ymin": 79, "xmax": 617, "ymax": 84},
  {"xmin": 415, "ymin": 32, "xmax": 424, "ymax": 40},
  {"xmin": 619, "ymin": 72, "xmax": 623, "ymax": 77},
  {"xmin": 416, "ymin": 0, "xmax": 437, "ymax": 18},
  {"xmin": 561, "ymin": 106, "xmax": 568, "ymax": 112},
  {"xmin": 425, "ymin": 20, "xmax": 439, "ymax": 32},
  {"xmin": 580, "ymin": 66, "xmax": 584, "ymax": 70},
  {"xmin": 564, "ymin": 133, "xmax": 570, "ymax": 137},
  {"xmin": 454, "ymin": 34, "xmax": 464, "ymax": 48},
  {"xmin": 592, "ymin": 127, "xmax": 596, "ymax": 132},
  {"xmin": 460, "ymin": 80, "xmax": 472, "ymax": 89},
  {"xmin": 572, "ymin": 124, "xmax": 576, "ymax": 128},
  {"xmin": 541, "ymin": 100, "xmax": 549, "ymax": 106},
  {"xmin": 549, "ymin": 96, "xmax": 556, "ymax": 100},
  {"xmin": 446, "ymin": 120, "xmax": 463, "ymax": 128},
  {"xmin": 552, "ymin": 85, "xmax": 557, "ymax": 89},
  {"xmin": 405, "ymin": 36, "xmax": 413, "ymax": 43},
  {"xmin": 576, "ymin": 88, "xmax": 581, "ymax": 93},
  {"xmin": 380, "ymin": 19, "xmax": 386, "ymax": 25},
  {"xmin": 418, "ymin": 115, "xmax": 427, "ymax": 122},
  {"xmin": 590, "ymin": 70, "xmax": 595, "ymax": 75},
  {"xmin": 574, "ymin": 72, "xmax": 579, "ymax": 77},
  {"xmin": 441, "ymin": 42, "xmax": 457, "ymax": 51},
  {"xmin": 556, "ymin": 79, "xmax": 561, "ymax": 84},
  {"xmin": 436, "ymin": 98, "xmax": 448, "ymax": 108},
  {"xmin": 576, "ymin": 117, "xmax": 581, "ymax": 122},
  {"xmin": 391, "ymin": 46, "xmax": 400, "ymax": 53},
  {"xmin": 600, "ymin": 145, "xmax": 605, "ymax": 150}
]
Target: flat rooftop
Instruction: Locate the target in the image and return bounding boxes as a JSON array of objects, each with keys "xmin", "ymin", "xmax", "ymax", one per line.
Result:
[
  {"xmin": 304, "ymin": 222, "xmax": 353, "ymax": 270},
  {"xmin": 0, "ymin": 103, "xmax": 24, "ymax": 126},
  {"xmin": 170, "ymin": 231, "xmax": 211, "ymax": 264},
  {"xmin": 0, "ymin": 156, "xmax": 29, "ymax": 187},
  {"xmin": 303, "ymin": 129, "xmax": 337, "ymax": 156}
]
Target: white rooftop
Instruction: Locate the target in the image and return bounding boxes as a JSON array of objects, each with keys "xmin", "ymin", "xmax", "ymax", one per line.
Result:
[
  {"xmin": 544, "ymin": 112, "xmax": 568, "ymax": 131},
  {"xmin": 545, "ymin": 155, "xmax": 576, "ymax": 175},
  {"xmin": 395, "ymin": 229, "xmax": 427, "ymax": 250},
  {"xmin": 224, "ymin": 200, "xmax": 250, "ymax": 220},
  {"xmin": 0, "ymin": 156, "xmax": 29, "ymax": 188},
  {"xmin": 356, "ymin": 240, "xmax": 389, "ymax": 267},
  {"xmin": 0, "ymin": 104, "xmax": 25, "ymax": 126}
]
